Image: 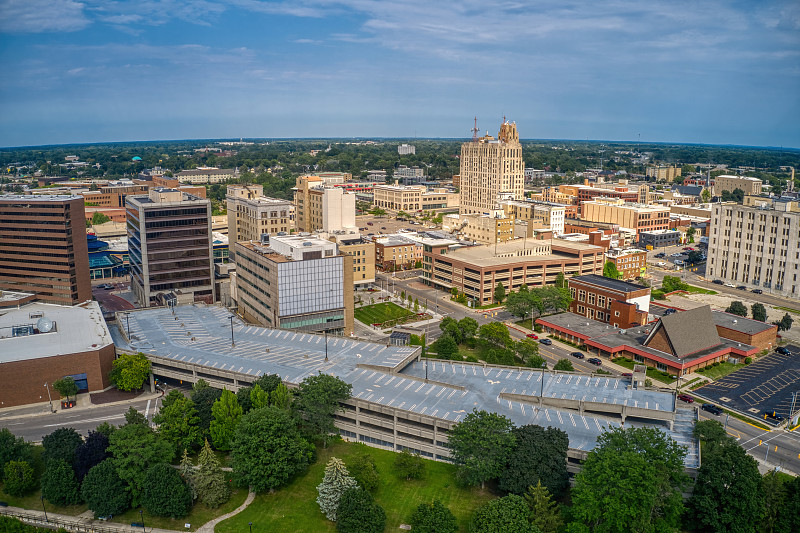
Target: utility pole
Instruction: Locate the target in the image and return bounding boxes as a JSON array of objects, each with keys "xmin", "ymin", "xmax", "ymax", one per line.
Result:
[{"xmin": 44, "ymin": 382, "xmax": 54, "ymax": 413}]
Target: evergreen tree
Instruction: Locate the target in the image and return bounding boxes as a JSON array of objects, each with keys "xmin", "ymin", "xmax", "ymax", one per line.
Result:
[
  {"xmin": 348, "ymin": 452, "xmax": 379, "ymax": 492},
  {"xmin": 750, "ymin": 303, "xmax": 767, "ymax": 322},
  {"xmin": 316, "ymin": 457, "xmax": 359, "ymax": 521},
  {"xmin": 178, "ymin": 449, "xmax": 197, "ymax": 501},
  {"xmin": 194, "ymin": 439, "xmax": 230, "ymax": 508},
  {"xmin": 524, "ymin": 481, "xmax": 562, "ymax": 533},
  {"xmin": 210, "ymin": 389, "xmax": 243, "ymax": 451},
  {"xmin": 725, "ymin": 301, "xmax": 748, "ymax": 317}
]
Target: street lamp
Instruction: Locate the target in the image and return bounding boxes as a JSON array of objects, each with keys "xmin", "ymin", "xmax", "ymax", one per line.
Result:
[
  {"xmin": 249, "ymin": 522, "xmax": 253, "ymax": 533},
  {"xmin": 41, "ymin": 495, "xmax": 48, "ymax": 522},
  {"xmin": 122, "ymin": 311, "xmax": 131, "ymax": 340},
  {"xmin": 139, "ymin": 509, "xmax": 146, "ymax": 533},
  {"xmin": 229, "ymin": 315, "xmax": 235, "ymax": 347},
  {"xmin": 540, "ymin": 362, "xmax": 547, "ymax": 397},
  {"xmin": 44, "ymin": 382, "xmax": 54, "ymax": 413}
]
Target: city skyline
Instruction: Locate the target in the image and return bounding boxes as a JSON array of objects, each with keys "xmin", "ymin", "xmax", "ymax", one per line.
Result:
[{"xmin": 1, "ymin": 1, "xmax": 799, "ymax": 148}]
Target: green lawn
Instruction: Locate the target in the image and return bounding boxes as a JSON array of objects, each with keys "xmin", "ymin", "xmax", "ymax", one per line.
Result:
[
  {"xmin": 695, "ymin": 361, "xmax": 745, "ymax": 380},
  {"xmin": 684, "ymin": 285, "xmax": 718, "ymax": 295},
  {"xmin": 354, "ymin": 302, "xmax": 412, "ymax": 325},
  {"xmin": 776, "ymin": 306, "xmax": 800, "ymax": 315},
  {"xmin": 0, "ymin": 487, "xmax": 88, "ymax": 517},
  {"xmin": 215, "ymin": 441, "xmax": 495, "ymax": 533},
  {"xmin": 112, "ymin": 486, "xmax": 248, "ymax": 531},
  {"xmin": 611, "ymin": 358, "xmax": 675, "ymax": 384}
]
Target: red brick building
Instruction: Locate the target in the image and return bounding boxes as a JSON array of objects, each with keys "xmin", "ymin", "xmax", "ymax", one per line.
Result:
[
  {"xmin": 0, "ymin": 301, "xmax": 116, "ymax": 408},
  {"xmin": 604, "ymin": 248, "xmax": 647, "ymax": 281},
  {"xmin": 568, "ymin": 274, "xmax": 650, "ymax": 328}
]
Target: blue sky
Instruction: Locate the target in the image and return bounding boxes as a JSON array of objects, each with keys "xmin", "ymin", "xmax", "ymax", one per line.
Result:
[{"xmin": 1, "ymin": 0, "xmax": 798, "ymax": 148}]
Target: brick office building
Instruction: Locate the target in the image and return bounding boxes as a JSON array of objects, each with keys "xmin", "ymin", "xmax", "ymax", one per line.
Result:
[
  {"xmin": 0, "ymin": 195, "xmax": 91, "ymax": 305},
  {"xmin": 0, "ymin": 301, "xmax": 115, "ymax": 408},
  {"xmin": 568, "ymin": 274, "xmax": 650, "ymax": 328}
]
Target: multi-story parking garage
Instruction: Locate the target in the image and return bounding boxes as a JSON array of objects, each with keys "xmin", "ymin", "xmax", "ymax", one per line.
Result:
[{"xmin": 112, "ymin": 305, "xmax": 699, "ymax": 471}]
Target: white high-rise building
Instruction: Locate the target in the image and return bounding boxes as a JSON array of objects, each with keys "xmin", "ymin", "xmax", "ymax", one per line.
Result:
[{"xmin": 398, "ymin": 144, "xmax": 416, "ymax": 155}]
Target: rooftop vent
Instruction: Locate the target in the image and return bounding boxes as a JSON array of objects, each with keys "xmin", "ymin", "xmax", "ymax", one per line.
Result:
[{"xmin": 303, "ymin": 242, "xmax": 313, "ymax": 247}]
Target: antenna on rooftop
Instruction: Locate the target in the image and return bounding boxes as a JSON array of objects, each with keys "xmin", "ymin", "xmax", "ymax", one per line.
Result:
[{"xmin": 471, "ymin": 116, "xmax": 479, "ymax": 142}]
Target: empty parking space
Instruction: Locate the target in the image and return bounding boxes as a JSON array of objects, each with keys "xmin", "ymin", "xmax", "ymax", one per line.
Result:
[{"xmin": 696, "ymin": 346, "xmax": 800, "ymax": 425}]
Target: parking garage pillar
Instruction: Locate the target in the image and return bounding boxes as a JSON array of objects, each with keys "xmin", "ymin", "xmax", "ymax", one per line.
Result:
[
  {"xmin": 149, "ymin": 372, "xmax": 155, "ymax": 393},
  {"xmin": 579, "ymin": 399, "xmax": 584, "ymax": 415}
]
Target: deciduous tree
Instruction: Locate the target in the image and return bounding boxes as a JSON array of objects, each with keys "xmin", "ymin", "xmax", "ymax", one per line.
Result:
[
  {"xmin": 81, "ymin": 459, "xmax": 130, "ymax": 518},
  {"xmin": 109, "ymin": 352, "xmax": 151, "ymax": 391},
  {"xmin": 348, "ymin": 451, "xmax": 379, "ymax": 493},
  {"xmin": 42, "ymin": 427, "xmax": 83, "ymax": 466},
  {"xmin": 409, "ymin": 499, "xmax": 457, "ymax": 533},
  {"xmin": 231, "ymin": 406, "xmax": 314, "ymax": 492},
  {"xmin": 515, "ymin": 338, "xmax": 539, "ymax": 364},
  {"xmin": 250, "ymin": 384, "xmax": 269, "ymax": 410},
  {"xmin": 316, "ymin": 457, "xmax": 359, "ymax": 521},
  {"xmin": 603, "ymin": 261, "xmax": 622, "ymax": 280},
  {"xmin": 107, "ymin": 422, "xmax": 174, "ymax": 506},
  {"xmin": 499, "ymin": 425, "xmax": 569, "ymax": 497},
  {"xmin": 571, "ymin": 426, "xmax": 688, "ymax": 533},
  {"xmin": 494, "ymin": 281, "xmax": 506, "ymax": 303},
  {"xmin": 470, "ymin": 494, "xmax": 539, "ymax": 533},
  {"xmin": 751, "ymin": 303, "xmax": 767, "ymax": 322},
  {"xmin": 688, "ymin": 441, "xmax": 764, "ymax": 533},
  {"xmin": 41, "ymin": 459, "xmax": 81, "ymax": 506},
  {"xmin": 292, "ymin": 373, "xmax": 352, "ymax": 447},
  {"xmin": 726, "ymin": 301, "xmax": 748, "ymax": 317},
  {"xmin": 2, "ymin": 460, "xmax": 36, "ymax": 497},
  {"xmin": 270, "ymin": 383, "xmax": 291, "ymax": 409},
  {"xmin": 73, "ymin": 430, "xmax": 109, "ymax": 481},
  {"xmin": 153, "ymin": 390, "xmax": 202, "ymax": 453},
  {"xmin": 191, "ymin": 386, "xmax": 222, "ymax": 439},
  {"xmin": 553, "ymin": 359, "xmax": 574, "ymax": 372},
  {"xmin": 478, "ymin": 322, "xmax": 512, "ymax": 349},
  {"xmin": 123, "ymin": 406, "xmax": 148, "ymax": 426},
  {"xmin": 447, "ymin": 409, "xmax": 516, "ymax": 489},
  {"xmin": 336, "ymin": 487, "xmax": 386, "ymax": 533},
  {"xmin": 0, "ymin": 428, "xmax": 33, "ymax": 482},
  {"xmin": 430, "ymin": 335, "xmax": 459, "ymax": 359},
  {"xmin": 394, "ymin": 449, "xmax": 425, "ymax": 481},
  {"xmin": 210, "ymin": 389, "xmax": 243, "ymax": 451},
  {"xmin": 774, "ymin": 474, "xmax": 800, "ymax": 533},
  {"xmin": 141, "ymin": 463, "xmax": 192, "ymax": 518},
  {"xmin": 236, "ymin": 386, "xmax": 253, "ymax": 413},
  {"xmin": 458, "ymin": 317, "xmax": 479, "ymax": 340},
  {"xmin": 53, "ymin": 377, "xmax": 79, "ymax": 403}
]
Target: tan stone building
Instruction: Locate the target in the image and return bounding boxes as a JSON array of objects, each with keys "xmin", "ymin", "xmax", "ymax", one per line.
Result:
[
  {"xmin": 501, "ymin": 200, "xmax": 566, "ymax": 235},
  {"xmin": 321, "ymin": 233, "xmax": 376, "ymax": 287},
  {"xmin": 234, "ymin": 235, "xmax": 354, "ymax": 335},
  {"xmin": 581, "ymin": 198, "xmax": 670, "ymax": 236},
  {"xmin": 226, "ymin": 185, "xmax": 293, "ymax": 257},
  {"xmin": 459, "ymin": 120, "xmax": 524, "ymax": 214},
  {"xmin": 604, "ymin": 248, "xmax": 647, "ymax": 281},
  {"xmin": 293, "ymin": 176, "xmax": 357, "ymax": 233},
  {"xmin": 646, "ymin": 165, "xmax": 681, "ymax": 182},
  {"xmin": 714, "ymin": 175, "xmax": 763, "ymax": 196},
  {"xmin": 374, "ymin": 234, "xmax": 423, "ymax": 270},
  {"xmin": 373, "ymin": 184, "xmax": 458, "ymax": 214},
  {"xmin": 175, "ymin": 167, "xmax": 238, "ymax": 184},
  {"xmin": 458, "ymin": 212, "xmax": 515, "ymax": 245}
]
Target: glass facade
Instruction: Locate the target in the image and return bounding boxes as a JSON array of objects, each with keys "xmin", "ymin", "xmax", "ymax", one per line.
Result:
[{"xmin": 277, "ymin": 257, "xmax": 344, "ymax": 316}]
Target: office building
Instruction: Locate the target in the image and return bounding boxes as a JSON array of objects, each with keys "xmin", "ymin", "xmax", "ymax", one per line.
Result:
[
  {"xmin": 0, "ymin": 300, "xmax": 115, "ymax": 408},
  {"xmin": 395, "ymin": 165, "xmax": 425, "ymax": 184},
  {"xmin": 373, "ymin": 184, "xmax": 458, "ymax": 214},
  {"xmin": 638, "ymin": 229, "xmax": 682, "ymax": 249},
  {"xmin": 581, "ymin": 198, "xmax": 670, "ymax": 236},
  {"xmin": 322, "ymin": 233, "xmax": 376, "ymax": 287},
  {"xmin": 448, "ymin": 212, "xmax": 515, "ymax": 245},
  {"xmin": 375, "ymin": 234, "xmax": 423, "ymax": 270},
  {"xmin": 604, "ymin": 248, "xmax": 647, "ymax": 281},
  {"xmin": 0, "ymin": 195, "xmax": 91, "ymax": 305},
  {"xmin": 234, "ymin": 235, "xmax": 354, "ymax": 334},
  {"xmin": 524, "ymin": 168, "xmax": 546, "ymax": 182},
  {"xmin": 714, "ymin": 175, "xmax": 763, "ymax": 196},
  {"xmin": 293, "ymin": 176, "xmax": 357, "ymax": 233},
  {"xmin": 126, "ymin": 188, "xmax": 215, "ymax": 307},
  {"xmin": 459, "ymin": 119, "xmax": 524, "ymax": 215},
  {"xmin": 175, "ymin": 167, "xmax": 238, "ymax": 184},
  {"xmin": 422, "ymin": 238, "xmax": 604, "ymax": 306},
  {"xmin": 567, "ymin": 274, "xmax": 650, "ymax": 328},
  {"xmin": 646, "ymin": 165, "xmax": 681, "ymax": 182},
  {"xmin": 502, "ymin": 200, "xmax": 566, "ymax": 236},
  {"xmin": 226, "ymin": 185, "xmax": 293, "ymax": 258},
  {"xmin": 706, "ymin": 200, "xmax": 800, "ymax": 298},
  {"xmin": 397, "ymin": 144, "xmax": 416, "ymax": 155}
]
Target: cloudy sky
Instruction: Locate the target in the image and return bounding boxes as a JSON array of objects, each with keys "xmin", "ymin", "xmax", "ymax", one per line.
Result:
[{"xmin": 1, "ymin": 0, "xmax": 798, "ymax": 147}]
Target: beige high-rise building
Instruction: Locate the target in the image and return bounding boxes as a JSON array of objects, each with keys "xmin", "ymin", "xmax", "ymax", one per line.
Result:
[
  {"xmin": 714, "ymin": 175, "xmax": 763, "ymax": 196},
  {"xmin": 459, "ymin": 119, "xmax": 524, "ymax": 215},
  {"xmin": 707, "ymin": 200, "xmax": 800, "ymax": 298},
  {"xmin": 646, "ymin": 165, "xmax": 681, "ymax": 182},
  {"xmin": 226, "ymin": 185, "xmax": 293, "ymax": 258},
  {"xmin": 293, "ymin": 175, "xmax": 357, "ymax": 233}
]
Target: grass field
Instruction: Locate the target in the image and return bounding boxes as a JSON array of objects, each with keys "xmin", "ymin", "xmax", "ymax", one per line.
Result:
[
  {"xmin": 612, "ymin": 358, "xmax": 675, "ymax": 384},
  {"xmin": 695, "ymin": 361, "xmax": 745, "ymax": 380},
  {"xmin": 0, "ymin": 487, "xmax": 88, "ymax": 517},
  {"xmin": 354, "ymin": 302, "xmax": 413, "ymax": 325},
  {"xmin": 215, "ymin": 441, "xmax": 495, "ymax": 533},
  {"xmin": 684, "ymin": 285, "xmax": 718, "ymax": 295}
]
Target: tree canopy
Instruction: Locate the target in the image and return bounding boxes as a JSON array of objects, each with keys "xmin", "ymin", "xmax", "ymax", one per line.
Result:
[
  {"xmin": 210, "ymin": 389, "xmax": 243, "ymax": 451},
  {"xmin": 42, "ymin": 427, "xmax": 83, "ymax": 466},
  {"xmin": 725, "ymin": 301, "xmax": 748, "ymax": 317},
  {"xmin": 470, "ymin": 494, "xmax": 540, "ymax": 533},
  {"xmin": 292, "ymin": 373, "xmax": 352, "ymax": 446},
  {"xmin": 107, "ymin": 421, "xmax": 174, "ymax": 506},
  {"xmin": 494, "ymin": 282, "xmax": 507, "ymax": 303},
  {"xmin": 409, "ymin": 499, "xmax": 458, "ymax": 533},
  {"xmin": 499, "ymin": 425, "xmax": 570, "ymax": 497},
  {"xmin": 478, "ymin": 322, "xmax": 513, "ymax": 349},
  {"xmin": 750, "ymin": 303, "xmax": 767, "ymax": 322},
  {"xmin": 109, "ymin": 352, "xmax": 151, "ymax": 391},
  {"xmin": 81, "ymin": 459, "xmax": 131, "ymax": 518},
  {"xmin": 603, "ymin": 261, "xmax": 622, "ymax": 280},
  {"xmin": 41, "ymin": 459, "xmax": 81, "ymax": 506},
  {"xmin": 194, "ymin": 439, "xmax": 230, "ymax": 508},
  {"xmin": 316, "ymin": 457, "xmax": 359, "ymax": 521},
  {"xmin": 153, "ymin": 390, "xmax": 202, "ymax": 453},
  {"xmin": 141, "ymin": 463, "xmax": 193, "ymax": 518},
  {"xmin": 447, "ymin": 409, "xmax": 516, "ymax": 489},
  {"xmin": 73, "ymin": 430, "xmax": 110, "ymax": 481},
  {"xmin": 335, "ymin": 487, "xmax": 386, "ymax": 533}
]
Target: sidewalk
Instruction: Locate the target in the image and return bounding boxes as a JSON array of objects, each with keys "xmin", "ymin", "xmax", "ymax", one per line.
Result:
[{"xmin": 0, "ymin": 389, "xmax": 161, "ymax": 422}]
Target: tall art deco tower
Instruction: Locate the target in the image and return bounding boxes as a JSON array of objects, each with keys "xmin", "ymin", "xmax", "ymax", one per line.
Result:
[{"xmin": 458, "ymin": 118, "xmax": 525, "ymax": 215}]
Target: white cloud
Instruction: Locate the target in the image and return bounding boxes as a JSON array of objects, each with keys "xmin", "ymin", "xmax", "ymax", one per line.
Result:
[{"xmin": 0, "ymin": 0, "xmax": 90, "ymax": 33}]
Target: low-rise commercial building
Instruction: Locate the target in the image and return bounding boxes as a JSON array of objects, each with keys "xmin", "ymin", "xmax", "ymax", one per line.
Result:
[
  {"xmin": 0, "ymin": 301, "xmax": 115, "ymax": 408},
  {"xmin": 422, "ymin": 239, "xmax": 604, "ymax": 306},
  {"xmin": 234, "ymin": 235, "xmax": 354, "ymax": 335},
  {"xmin": 175, "ymin": 167, "xmax": 238, "ymax": 184},
  {"xmin": 646, "ymin": 165, "xmax": 681, "ymax": 182},
  {"xmin": 581, "ymin": 198, "xmax": 671, "ymax": 236},
  {"xmin": 501, "ymin": 200, "xmax": 566, "ymax": 235},
  {"xmin": 321, "ymin": 232, "xmax": 376, "ymax": 287},
  {"xmin": 714, "ymin": 175, "xmax": 763, "ymax": 196},
  {"xmin": 373, "ymin": 184, "xmax": 458, "ymax": 214},
  {"xmin": 604, "ymin": 248, "xmax": 647, "ymax": 281},
  {"xmin": 568, "ymin": 274, "xmax": 650, "ymax": 328},
  {"xmin": 375, "ymin": 234, "xmax": 423, "ymax": 270},
  {"xmin": 638, "ymin": 229, "xmax": 682, "ymax": 249}
]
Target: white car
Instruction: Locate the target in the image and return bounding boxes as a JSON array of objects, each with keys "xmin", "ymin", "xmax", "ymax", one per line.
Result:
[
  {"xmin": 657, "ymin": 261, "xmax": 667, "ymax": 266},
  {"xmin": 724, "ymin": 282, "xmax": 736, "ymax": 288},
  {"xmin": 674, "ymin": 260, "xmax": 684, "ymax": 266}
]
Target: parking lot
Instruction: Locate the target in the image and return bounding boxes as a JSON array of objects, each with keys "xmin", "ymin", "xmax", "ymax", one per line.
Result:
[
  {"xmin": 695, "ymin": 345, "xmax": 800, "ymax": 426},
  {"xmin": 648, "ymin": 243, "xmax": 706, "ymax": 275}
]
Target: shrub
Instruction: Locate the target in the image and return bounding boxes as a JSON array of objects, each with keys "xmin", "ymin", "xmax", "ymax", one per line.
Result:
[
  {"xmin": 3, "ymin": 460, "xmax": 37, "ymax": 496},
  {"xmin": 744, "ymin": 357, "xmax": 752, "ymax": 364}
]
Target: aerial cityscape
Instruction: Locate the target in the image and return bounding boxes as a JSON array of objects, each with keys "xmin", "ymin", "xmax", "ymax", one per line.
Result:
[{"xmin": 1, "ymin": 1, "xmax": 800, "ymax": 533}]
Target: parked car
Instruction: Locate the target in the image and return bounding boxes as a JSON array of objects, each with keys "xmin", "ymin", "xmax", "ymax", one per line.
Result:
[
  {"xmin": 683, "ymin": 247, "xmax": 693, "ymax": 251},
  {"xmin": 670, "ymin": 252, "xmax": 683, "ymax": 257},
  {"xmin": 621, "ymin": 372, "xmax": 632, "ymax": 378},
  {"xmin": 381, "ymin": 227, "xmax": 387, "ymax": 230},
  {"xmin": 655, "ymin": 252, "xmax": 666, "ymax": 258},
  {"xmin": 736, "ymin": 285, "xmax": 747, "ymax": 290},
  {"xmin": 712, "ymin": 279, "xmax": 724, "ymax": 285},
  {"xmin": 674, "ymin": 260, "xmax": 684, "ymax": 266},
  {"xmin": 657, "ymin": 261, "xmax": 667, "ymax": 266},
  {"xmin": 539, "ymin": 338, "xmax": 552, "ymax": 346},
  {"xmin": 677, "ymin": 394, "xmax": 694, "ymax": 403},
  {"xmin": 751, "ymin": 289, "xmax": 763, "ymax": 294},
  {"xmin": 724, "ymin": 282, "xmax": 736, "ymax": 288},
  {"xmin": 367, "ymin": 222, "xmax": 374, "ymax": 225},
  {"xmin": 701, "ymin": 404, "xmax": 723, "ymax": 416},
  {"xmin": 764, "ymin": 411, "xmax": 784, "ymax": 421},
  {"xmin": 663, "ymin": 308, "xmax": 677, "ymax": 316},
  {"xmin": 526, "ymin": 333, "xmax": 539, "ymax": 340},
  {"xmin": 570, "ymin": 351, "xmax": 585, "ymax": 359},
  {"xmin": 776, "ymin": 346, "xmax": 791, "ymax": 355},
  {"xmin": 587, "ymin": 357, "xmax": 602, "ymax": 366}
]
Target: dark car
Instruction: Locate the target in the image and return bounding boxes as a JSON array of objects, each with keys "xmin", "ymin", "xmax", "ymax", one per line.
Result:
[
  {"xmin": 539, "ymin": 339, "xmax": 552, "ymax": 346},
  {"xmin": 751, "ymin": 289, "xmax": 763, "ymax": 294},
  {"xmin": 677, "ymin": 394, "xmax": 694, "ymax": 403},
  {"xmin": 701, "ymin": 404, "xmax": 723, "ymax": 416},
  {"xmin": 764, "ymin": 411, "xmax": 784, "ymax": 421},
  {"xmin": 587, "ymin": 357, "xmax": 602, "ymax": 366},
  {"xmin": 570, "ymin": 351, "xmax": 585, "ymax": 359},
  {"xmin": 776, "ymin": 347, "xmax": 791, "ymax": 355},
  {"xmin": 736, "ymin": 285, "xmax": 747, "ymax": 290},
  {"xmin": 655, "ymin": 252, "xmax": 666, "ymax": 258},
  {"xmin": 663, "ymin": 308, "xmax": 677, "ymax": 316},
  {"xmin": 712, "ymin": 279, "xmax": 724, "ymax": 285},
  {"xmin": 621, "ymin": 372, "xmax": 632, "ymax": 378}
]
